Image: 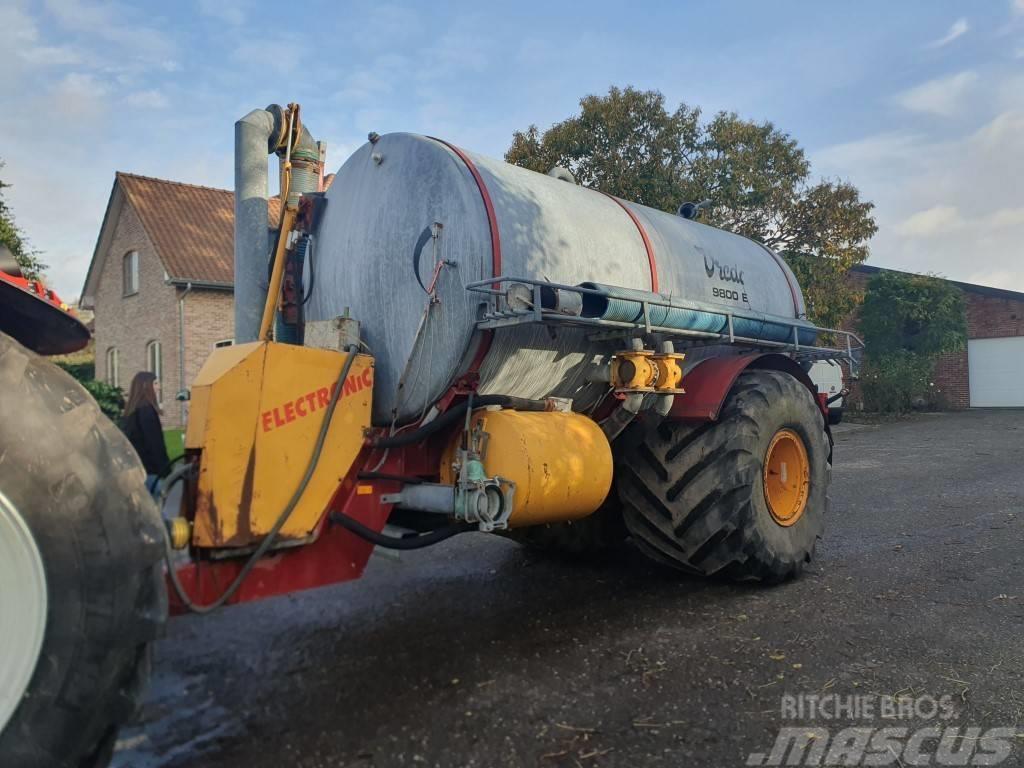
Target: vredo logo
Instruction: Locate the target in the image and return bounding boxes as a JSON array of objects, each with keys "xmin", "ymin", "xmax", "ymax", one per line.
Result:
[
  {"xmin": 261, "ymin": 367, "xmax": 373, "ymax": 432},
  {"xmin": 704, "ymin": 252, "xmax": 745, "ymax": 285}
]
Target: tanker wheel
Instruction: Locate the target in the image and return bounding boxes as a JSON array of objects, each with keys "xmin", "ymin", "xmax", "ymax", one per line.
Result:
[
  {"xmin": 618, "ymin": 369, "xmax": 829, "ymax": 582},
  {"xmin": 0, "ymin": 332, "xmax": 167, "ymax": 768}
]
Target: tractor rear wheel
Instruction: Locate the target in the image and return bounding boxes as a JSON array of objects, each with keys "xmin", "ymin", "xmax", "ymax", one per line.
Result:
[
  {"xmin": 0, "ymin": 332, "xmax": 167, "ymax": 767},
  {"xmin": 617, "ymin": 369, "xmax": 829, "ymax": 582}
]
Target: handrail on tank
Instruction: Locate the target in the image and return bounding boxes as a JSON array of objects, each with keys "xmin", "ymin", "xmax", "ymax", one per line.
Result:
[{"xmin": 465, "ymin": 276, "xmax": 865, "ymax": 376}]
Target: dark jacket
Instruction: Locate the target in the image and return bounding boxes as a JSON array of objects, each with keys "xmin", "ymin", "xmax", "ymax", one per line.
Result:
[{"xmin": 122, "ymin": 404, "xmax": 170, "ymax": 476}]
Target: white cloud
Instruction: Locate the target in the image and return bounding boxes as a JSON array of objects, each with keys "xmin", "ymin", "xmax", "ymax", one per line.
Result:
[
  {"xmin": 896, "ymin": 205, "xmax": 963, "ymax": 236},
  {"xmin": 0, "ymin": 4, "xmax": 82, "ymax": 71},
  {"xmin": 124, "ymin": 89, "xmax": 169, "ymax": 109},
  {"xmin": 895, "ymin": 70, "xmax": 978, "ymax": 116},
  {"xmin": 51, "ymin": 72, "xmax": 108, "ymax": 116},
  {"xmin": 42, "ymin": 0, "xmax": 177, "ymax": 73},
  {"xmin": 927, "ymin": 18, "xmax": 969, "ymax": 49},
  {"xmin": 1015, "ymin": 0, "xmax": 1024, "ymax": 15},
  {"xmin": 814, "ymin": 110, "xmax": 1024, "ymax": 292},
  {"xmin": 196, "ymin": 0, "xmax": 245, "ymax": 26}
]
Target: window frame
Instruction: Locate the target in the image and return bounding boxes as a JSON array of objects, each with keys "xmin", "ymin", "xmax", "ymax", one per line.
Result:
[
  {"xmin": 146, "ymin": 340, "xmax": 163, "ymax": 404},
  {"xmin": 106, "ymin": 347, "xmax": 119, "ymax": 388},
  {"xmin": 122, "ymin": 250, "xmax": 139, "ymax": 296}
]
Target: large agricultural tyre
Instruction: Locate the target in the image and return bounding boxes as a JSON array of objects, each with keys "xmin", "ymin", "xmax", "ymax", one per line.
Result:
[
  {"xmin": 618, "ymin": 369, "xmax": 829, "ymax": 582},
  {"xmin": 0, "ymin": 332, "xmax": 167, "ymax": 768}
]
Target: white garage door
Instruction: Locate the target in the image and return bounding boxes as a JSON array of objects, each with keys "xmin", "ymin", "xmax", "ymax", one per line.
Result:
[{"xmin": 968, "ymin": 337, "xmax": 1024, "ymax": 407}]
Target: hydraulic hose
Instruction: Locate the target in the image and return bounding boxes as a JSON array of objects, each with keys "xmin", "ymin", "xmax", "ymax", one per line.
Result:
[
  {"xmin": 826, "ymin": 389, "xmax": 848, "ymax": 406},
  {"xmin": 164, "ymin": 344, "xmax": 359, "ymax": 614},
  {"xmin": 371, "ymin": 395, "xmax": 549, "ymax": 449},
  {"xmin": 328, "ymin": 511, "xmax": 470, "ymax": 550}
]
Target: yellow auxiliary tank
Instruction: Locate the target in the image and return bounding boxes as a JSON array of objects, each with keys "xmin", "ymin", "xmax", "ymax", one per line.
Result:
[{"xmin": 442, "ymin": 409, "xmax": 613, "ymax": 527}]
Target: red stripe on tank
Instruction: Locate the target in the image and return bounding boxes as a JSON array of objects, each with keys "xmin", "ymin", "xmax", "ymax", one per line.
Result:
[
  {"xmin": 599, "ymin": 192, "xmax": 659, "ymax": 293},
  {"xmin": 429, "ymin": 137, "xmax": 502, "ymax": 286},
  {"xmin": 428, "ymin": 137, "xmax": 500, "ymax": 377}
]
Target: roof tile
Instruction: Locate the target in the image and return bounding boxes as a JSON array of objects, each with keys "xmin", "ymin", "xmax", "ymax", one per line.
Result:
[{"xmin": 116, "ymin": 172, "xmax": 280, "ymax": 285}]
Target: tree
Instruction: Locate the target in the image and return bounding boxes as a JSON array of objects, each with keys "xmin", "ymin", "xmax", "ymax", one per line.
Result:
[
  {"xmin": 857, "ymin": 271, "xmax": 967, "ymax": 413},
  {"xmin": 0, "ymin": 160, "xmax": 47, "ymax": 279},
  {"xmin": 506, "ymin": 86, "xmax": 877, "ymax": 329},
  {"xmin": 858, "ymin": 271, "xmax": 967, "ymax": 358}
]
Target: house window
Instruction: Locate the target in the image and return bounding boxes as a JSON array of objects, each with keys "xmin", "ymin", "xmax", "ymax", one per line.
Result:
[
  {"xmin": 123, "ymin": 250, "xmax": 139, "ymax": 296},
  {"xmin": 106, "ymin": 347, "xmax": 120, "ymax": 388},
  {"xmin": 146, "ymin": 340, "xmax": 163, "ymax": 403},
  {"xmin": 213, "ymin": 339, "xmax": 234, "ymax": 348}
]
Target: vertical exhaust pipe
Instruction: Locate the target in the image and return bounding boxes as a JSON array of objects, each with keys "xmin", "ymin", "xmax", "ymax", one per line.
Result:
[
  {"xmin": 234, "ymin": 107, "xmax": 280, "ymax": 343},
  {"xmin": 234, "ymin": 104, "xmax": 324, "ymax": 343}
]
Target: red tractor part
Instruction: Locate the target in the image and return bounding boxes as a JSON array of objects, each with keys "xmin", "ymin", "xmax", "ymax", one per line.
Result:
[{"xmin": 0, "ymin": 266, "xmax": 90, "ymax": 356}]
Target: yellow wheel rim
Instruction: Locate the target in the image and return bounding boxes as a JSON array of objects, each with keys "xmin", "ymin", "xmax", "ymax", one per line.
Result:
[{"xmin": 763, "ymin": 428, "xmax": 810, "ymax": 527}]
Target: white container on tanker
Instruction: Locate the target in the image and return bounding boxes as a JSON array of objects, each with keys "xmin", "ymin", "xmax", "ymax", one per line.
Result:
[
  {"xmin": 809, "ymin": 360, "xmax": 845, "ymax": 425},
  {"xmin": 306, "ymin": 133, "xmax": 810, "ymax": 425}
]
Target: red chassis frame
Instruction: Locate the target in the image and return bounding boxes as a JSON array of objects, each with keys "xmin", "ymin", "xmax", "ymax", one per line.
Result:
[{"xmin": 167, "ymin": 432, "xmax": 450, "ymax": 615}]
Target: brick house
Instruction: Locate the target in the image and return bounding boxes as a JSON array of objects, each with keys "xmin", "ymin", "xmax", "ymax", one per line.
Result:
[
  {"xmin": 80, "ymin": 174, "xmax": 277, "ymax": 427},
  {"xmin": 845, "ymin": 265, "xmax": 1024, "ymax": 409}
]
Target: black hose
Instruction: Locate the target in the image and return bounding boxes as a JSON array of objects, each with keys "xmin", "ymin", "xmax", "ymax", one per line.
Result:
[
  {"xmin": 371, "ymin": 395, "xmax": 549, "ymax": 449},
  {"xmin": 329, "ymin": 511, "xmax": 470, "ymax": 549},
  {"xmin": 356, "ymin": 471, "xmax": 424, "ymax": 484},
  {"xmin": 300, "ymin": 235, "xmax": 315, "ymax": 306}
]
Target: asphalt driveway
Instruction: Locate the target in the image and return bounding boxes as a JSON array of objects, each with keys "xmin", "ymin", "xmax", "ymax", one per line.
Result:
[{"xmin": 113, "ymin": 409, "xmax": 1024, "ymax": 767}]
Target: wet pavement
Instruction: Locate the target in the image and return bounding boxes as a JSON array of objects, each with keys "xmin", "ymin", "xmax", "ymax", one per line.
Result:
[{"xmin": 113, "ymin": 410, "xmax": 1024, "ymax": 767}]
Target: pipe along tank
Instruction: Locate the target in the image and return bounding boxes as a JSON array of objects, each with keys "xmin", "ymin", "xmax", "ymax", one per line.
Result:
[{"xmin": 306, "ymin": 133, "xmax": 814, "ymax": 425}]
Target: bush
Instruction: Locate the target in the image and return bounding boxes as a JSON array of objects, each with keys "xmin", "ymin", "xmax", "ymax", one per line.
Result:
[
  {"xmin": 81, "ymin": 380, "xmax": 125, "ymax": 422},
  {"xmin": 56, "ymin": 360, "xmax": 124, "ymax": 422},
  {"xmin": 859, "ymin": 352, "xmax": 935, "ymax": 414}
]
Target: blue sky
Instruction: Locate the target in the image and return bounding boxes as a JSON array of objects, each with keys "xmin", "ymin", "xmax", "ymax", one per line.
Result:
[{"xmin": 3, "ymin": 0, "xmax": 1024, "ymax": 298}]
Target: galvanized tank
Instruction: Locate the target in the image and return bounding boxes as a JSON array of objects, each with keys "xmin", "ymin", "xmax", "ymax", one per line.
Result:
[{"xmin": 307, "ymin": 133, "xmax": 806, "ymax": 425}]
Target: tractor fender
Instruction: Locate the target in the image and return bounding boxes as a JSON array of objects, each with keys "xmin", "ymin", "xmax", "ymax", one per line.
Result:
[{"xmin": 668, "ymin": 353, "xmax": 822, "ymax": 422}]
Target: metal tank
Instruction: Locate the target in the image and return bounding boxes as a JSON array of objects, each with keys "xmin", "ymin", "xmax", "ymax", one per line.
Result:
[{"xmin": 306, "ymin": 133, "xmax": 808, "ymax": 425}]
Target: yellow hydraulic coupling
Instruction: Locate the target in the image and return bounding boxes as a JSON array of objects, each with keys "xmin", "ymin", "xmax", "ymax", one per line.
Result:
[
  {"xmin": 610, "ymin": 350, "xmax": 657, "ymax": 391},
  {"xmin": 610, "ymin": 350, "xmax": 685, "ymax": 393},
  {"xmin": 166, "ymin": 517, "xmax": 192, "ymax": 550},
  {"xmin": 652, "ymin": 352, "xmax": 685, "ymax": 392}
]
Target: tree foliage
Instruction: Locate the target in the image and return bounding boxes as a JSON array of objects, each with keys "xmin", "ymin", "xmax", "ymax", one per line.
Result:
[
  {"xmin": 0, "ymin": 160, "xmax": 46, "ymax": 279},
  {"xmin": 506, "ymin": 86, "xmax": 877, "ymax": 328},
  {"xmin": 859, "ymin": 271, "xmax": 967, "ymax": 358}
]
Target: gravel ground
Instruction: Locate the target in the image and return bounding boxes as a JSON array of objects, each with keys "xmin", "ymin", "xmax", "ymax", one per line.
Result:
[{"xmin": 113, "ymin": 410, "xmax": 1024, "ymax": 767}]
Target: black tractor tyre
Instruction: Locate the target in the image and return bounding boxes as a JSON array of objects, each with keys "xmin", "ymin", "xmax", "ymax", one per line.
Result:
[
  {"xmin": 828, "ymin": 406, "xmax": 843, "ymax": 426},
  {"xmin": 0, "ymin": 332, "xmax": 167, "ymax": 768},
  {"xmin": 512, "ymin": 493, "xmax": 628, "ymax": 558},
  {"xmin": 617, "ymin": 369, "xmax": 829, "ymax": 582}
]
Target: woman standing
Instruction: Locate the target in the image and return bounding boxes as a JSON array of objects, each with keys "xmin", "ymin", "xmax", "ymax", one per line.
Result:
[{"xmin": 121, "ymin": 371, "xmax": 169, "ymax": 495}]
